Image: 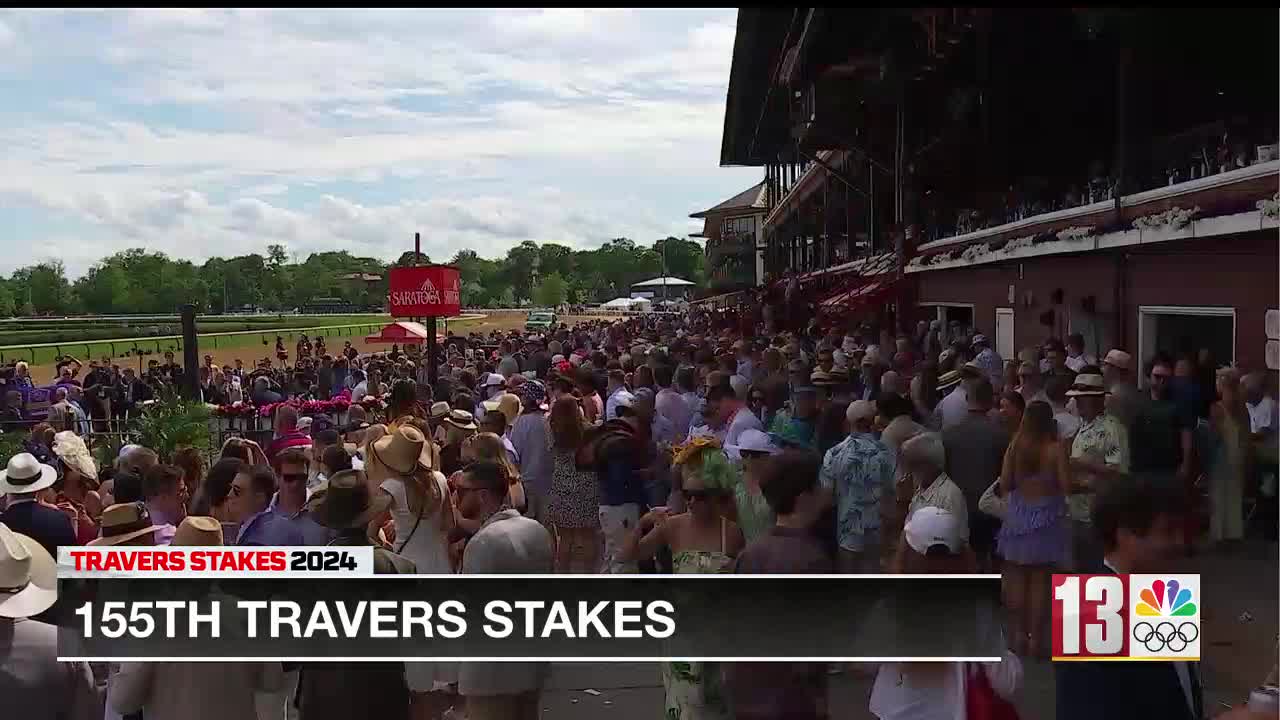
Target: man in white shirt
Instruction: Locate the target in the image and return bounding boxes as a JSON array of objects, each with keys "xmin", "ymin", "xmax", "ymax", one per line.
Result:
[
  {"xmin": 707, "ymin": 384, "xmax": 763, "ymax": 448},
  {"xmin": 933, "ymin": 369, "xmax": 970, "ymax": 429},
  {"xmin": 1064, "ymin": 332, "xmax": 1096, "ymax": 373},
  {"xmin": 902, "ymin": 432, "xmax": 968, "ymax": 539},
  {"xmin": 604, "ymin": 369, "xmax": 635, "ymax": 422},
  {"xmin": 653, "ymin": 365, "xmax": 692, "ymax": 444},
  {"xmin": 1244, "ymin": 372, "xmax": 1277, "ymax": 438}
]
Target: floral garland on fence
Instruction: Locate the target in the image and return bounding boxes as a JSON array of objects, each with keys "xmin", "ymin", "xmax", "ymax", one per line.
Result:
[
  {"xmin": 210, "ymin": 393, "xmax": 387, "ymax": 419},
  {"xmin": 1258, "ymin": 192, "xmax": 1279, "ymax": 220},
  {"xmin": 1132, "ymin": 205, "xmax": 1200, "ymax": 231},
  {"xmin": 1056, "ymin": 225, "xmax": 1096, "ymax": 242}
]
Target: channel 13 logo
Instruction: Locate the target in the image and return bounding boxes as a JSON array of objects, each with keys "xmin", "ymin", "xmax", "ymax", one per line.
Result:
[{"xmin": 1051, "ymin": 574, "xmax": 1201, "ymax": 661}]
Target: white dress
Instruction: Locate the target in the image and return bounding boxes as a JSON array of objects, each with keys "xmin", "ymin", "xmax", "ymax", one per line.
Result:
[{"xmin": 379, "ymin": 472, "xmax": 456, "ymax": 692}]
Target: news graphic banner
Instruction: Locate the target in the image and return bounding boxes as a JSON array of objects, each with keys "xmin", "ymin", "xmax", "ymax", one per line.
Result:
[
  {"xmin": 56, "ymin": 547, "xmax": 1003, "ymax": 661},
  {"xmin": 1052, "ymin": 573, "xmax": 1202, "ymax": 661}
]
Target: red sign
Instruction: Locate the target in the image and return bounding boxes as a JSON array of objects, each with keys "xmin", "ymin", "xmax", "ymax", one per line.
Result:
[{"xmin": 388, "ymin": 266, "xmax": 461, "ymax": 317}]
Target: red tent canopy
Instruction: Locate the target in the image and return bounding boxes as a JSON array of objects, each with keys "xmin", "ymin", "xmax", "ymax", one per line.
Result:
[{"xmin": 363, "ymin": 321, "xmax": 444, "ymax": 345}]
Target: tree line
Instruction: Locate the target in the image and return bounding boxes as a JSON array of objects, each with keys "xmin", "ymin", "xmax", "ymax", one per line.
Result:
[{"xmin": 3, "ymin": 236, "xmax": 705, "ymax": 316}]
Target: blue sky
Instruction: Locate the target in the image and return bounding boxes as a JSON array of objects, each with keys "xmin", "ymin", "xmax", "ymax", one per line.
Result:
[{"xmin": 0, "ymin": 9, "xmax": 760, "ymax": 277}]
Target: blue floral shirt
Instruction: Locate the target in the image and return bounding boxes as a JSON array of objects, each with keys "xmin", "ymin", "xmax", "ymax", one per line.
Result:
[{"xmin": 819, "ymin": 431, "xmax": 894, "ymax": 552}]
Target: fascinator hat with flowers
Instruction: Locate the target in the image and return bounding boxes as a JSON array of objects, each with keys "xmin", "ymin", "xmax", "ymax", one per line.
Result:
[{"xmin": 671, "ymin": 436, "xmax": 739, "ymax": 493}]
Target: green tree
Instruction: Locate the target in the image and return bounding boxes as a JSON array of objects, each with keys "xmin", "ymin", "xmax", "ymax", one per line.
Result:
[
  {"xmin": 653, "ymin": 236, "xmax": 705, "ymax": 284},
  {"xmin": 461, "ymin": 281, "xmax": 488, "ymax": 307},
  {"xmin": 17, "ymin": 262, "xmax": 72, "ymax": 314},
  {"xmin": 0, "ymin": 281, "xmax": 16, "ymax": 317},
  {"xmin": 498, "ymin": 287, "xmax": 516, "ymax": 307},
  {"xmin": 532, "ymin": 273, "xmax": 567, "ymax": 307}
]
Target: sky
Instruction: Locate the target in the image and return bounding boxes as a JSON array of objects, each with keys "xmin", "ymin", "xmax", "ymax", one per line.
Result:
[{"xmin": 0, "ymin": 9, "xmax": 760, "ymax": 278}]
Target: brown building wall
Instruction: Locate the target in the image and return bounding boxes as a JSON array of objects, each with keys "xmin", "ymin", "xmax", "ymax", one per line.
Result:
[{"xmin": 914, "ymin": 230, "xmax": 1277, "ymax": 370}]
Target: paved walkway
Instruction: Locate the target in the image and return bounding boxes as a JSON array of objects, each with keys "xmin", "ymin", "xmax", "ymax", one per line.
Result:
[{"xmin": 536, "ymin": 540, "xmax": 1277, "ymax": 719}]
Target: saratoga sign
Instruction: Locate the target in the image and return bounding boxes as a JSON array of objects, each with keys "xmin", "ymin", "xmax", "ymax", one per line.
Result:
[{"xmin": 388, "ymin": 266, "xmax": 461, "ymax": 317}]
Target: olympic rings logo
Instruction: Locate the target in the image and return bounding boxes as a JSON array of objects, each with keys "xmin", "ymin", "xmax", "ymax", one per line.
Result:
[{"xmin": 1132, "ymin": 621, "xmax": 1199, "ymax": 653}]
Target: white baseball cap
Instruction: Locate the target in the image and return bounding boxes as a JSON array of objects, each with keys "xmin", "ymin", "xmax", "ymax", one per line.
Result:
[
  {"xmin": 903, "ymin": 506, "xmax": 965, "ymax": 555},
  {"xmin": 725, "ymin": 429, "xmax": 780, "ymax": 461}
]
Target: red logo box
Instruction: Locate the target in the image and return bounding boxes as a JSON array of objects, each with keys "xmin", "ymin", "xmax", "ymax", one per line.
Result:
[{"xmin": 1052, "ymin": 574, "xmax": 1131, "ymax": 660}]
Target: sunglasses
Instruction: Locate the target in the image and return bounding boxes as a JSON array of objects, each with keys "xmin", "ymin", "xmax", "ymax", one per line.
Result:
[
  {"xmin": 452, "ymin": 484, "xmax": 484, "ymax": 498},
  {"xmin": 229, "ymin": 484, "xmax": 246, "ymax": 498},
  {"xmin": 280, "ymin": 472, "xmax": 308, "ymax": 484}
]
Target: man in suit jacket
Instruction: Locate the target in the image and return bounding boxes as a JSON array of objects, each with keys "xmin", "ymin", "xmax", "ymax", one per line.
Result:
[
  {"xmin": 0, "ymin": 453, "xmax": 75, "ymax": 559},
  {"xmin": 1055, "ymin": 475, "xmax": 1203, "ymax": 720}
]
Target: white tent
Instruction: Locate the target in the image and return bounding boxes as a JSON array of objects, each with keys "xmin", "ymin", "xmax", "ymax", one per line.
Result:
[{"xmin": 601, "ymin": 297, "xmax": 650, "ymax": 308}]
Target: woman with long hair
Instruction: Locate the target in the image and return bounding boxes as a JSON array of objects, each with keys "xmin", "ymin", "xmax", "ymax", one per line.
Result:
[
  {"xmin": 996, "ymin": 389, "xmax": 1026, "ymax": 435},
  {"xmin": 365, "ymin": 424, "xmax": 456, "ymax": 719},
  {"xmin": 191, "ymin": 457, "xmax": 244, "ymax": 524},
  {"xmin": 622, "ymin": 440, "xmax": 744, "ymax": 720},
  {"xmin": 173, "ymin": 446, "xmax": 206, "ymax": 512},
  {"xmin": 388, "ymin": 378, "xmax": 423, "ymax": 421},
  {"xmin": 545, "ymin": 396, "xmax": 601, "ymax": 573},
  {"xmin": 460, "ymin": 432, "xmax": 525, "ymax": 513},
  {"xmin": 575, "ymin": 367, "xmax": 603, "ymax": 425},
  {"xmin": 995, "ymin": 400, "xmax": 1070, "ymax": 658}
]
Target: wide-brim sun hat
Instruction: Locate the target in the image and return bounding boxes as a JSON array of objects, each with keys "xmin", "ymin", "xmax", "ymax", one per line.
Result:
[
  {"xmin": 1066, "ymin": 373, "xmax": 1107, "ymax": 397},
  {"xmin": 51, "ymin": 431, "xmax": 97, "ymax": 482},
  {"xmin": 442, "ymin": 409, "xmax": 478, "ymax": 431},
  {"xmin": 171, "ymin": 516, "xmax": 224, "ymax": 547},
  {"xmin": 937, "ymin": 370, "xmax": 963, "ymax": 391},
  {"xmin": 306, "ymin": 470, "xmax": 392, "ymax": 530},
  {"xmin": 724, "ymin": 428, "xmax": 781, "ymax": 461},
  {"xmin": 367, "ymin": 425, "xmax": 434, "ymax": 480},
  {"xmin": 0, "ymin": 523, "xmax": 57, "ymax": 619},
  {"xmin": 89, "ymin": 503, "xmax": 166, "ymax": 547},
  {"xmin": 0, "ymin": 452, "xmax": 58, "ymax": 495}
]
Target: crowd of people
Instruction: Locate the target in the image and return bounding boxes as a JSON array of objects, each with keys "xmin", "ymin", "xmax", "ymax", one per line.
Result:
[{"xmin": 2, "ymin": 303, "xmax": 1278, "ymax": 720}]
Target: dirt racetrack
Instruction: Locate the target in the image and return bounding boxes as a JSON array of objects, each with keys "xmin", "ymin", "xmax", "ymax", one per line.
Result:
[{"xmin": 27, "ymin": 311, "xmax": 614, "ymax": 380}]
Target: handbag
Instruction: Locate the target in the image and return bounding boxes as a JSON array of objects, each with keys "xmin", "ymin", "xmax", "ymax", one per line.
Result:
[
  {"xmin": 964, "ymin": 663, "xmax": 1021, "ymax": 720},
  {"xmin": 978, "ymin": 481, "xmax": 1008, "ymax": 519}
]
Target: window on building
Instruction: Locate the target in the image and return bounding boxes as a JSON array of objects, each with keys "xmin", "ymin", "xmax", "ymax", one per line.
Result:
[{"xmin": 720, "ymin": 216, "xmax": 756, "ymax": 239}]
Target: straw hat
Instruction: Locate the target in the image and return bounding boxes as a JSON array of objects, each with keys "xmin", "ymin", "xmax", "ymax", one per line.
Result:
[
  {"xmin": 171, "ymin": 516, "xmax": 223, "ymax": 546},
  {"xmin": 366, "ymin": 425, "xmax": 435, "ymax": 485},
  {"xmin": 443, "ymin": 409, "xmax": 478, "ymax": 431},
  {"xmin": 1066, "ymin": 373, "xmax": 1107, "ymax": 397},
  {"xmin": 89, "ymin": 503, "xmax": 165, "ymax": 546},
  {"xmin": 0, "ymin": 453, "xmax": 58, "ymax": 495},
  {"xmin": 1103, "ymin": 349, "xmax": 1133, "ymax": 372},
  {"xmin": 483, "ymin": 393, "xmax": 522, "ymax": 426},
  {"xmin": 429, "ymin": 401, "xmax": 451, "ymax": 420},
  {"xmin": 52, "ymin": 431, "xmax": 97, "ymax": 482},
  {"xmin": 307, "ymin": 470, "xmax": 392, "ymax": 530},
  {"xmin": 937, "ymin": 369, "xmax": 963, "ymax": 391},
  {"xmin": 0, "ymin": 523, "xmax": 57, "ymax": 619}
]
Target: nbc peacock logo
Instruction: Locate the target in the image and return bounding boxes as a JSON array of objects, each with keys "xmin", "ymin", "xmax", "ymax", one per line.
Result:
[
  {"xmin": 1136, "ymin": 578, "xmax": 1197, "ymax": 617},
  {"xmin": 1129, "ymin": 575, "xmax": 1201, "ymax": 659}
]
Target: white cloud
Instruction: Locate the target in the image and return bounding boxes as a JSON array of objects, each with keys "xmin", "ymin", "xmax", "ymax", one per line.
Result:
[{"xmin": 0, "ymin": 9, "xmax": 761, "ymax": 277}]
